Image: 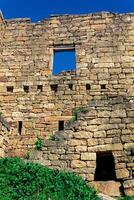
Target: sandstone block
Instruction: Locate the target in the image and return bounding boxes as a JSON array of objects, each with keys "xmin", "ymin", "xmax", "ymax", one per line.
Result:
[
  {"xmin": 111, "ymin": 110, "xmax": 126, "ymax": 118},
  {"xmin": 90, "ymin": 181, "xmax": 121, "ymax": 197},
  {"xmin": 116, "ymin": 168, "xmax": 129, "ymax": 179},
  {"xmin": 81, "ymin": 153, "xmax": 96, "ymax": 161},
  {"xmin": 71, "ymin": 160, "xmax": 86, "ymax": 168}
]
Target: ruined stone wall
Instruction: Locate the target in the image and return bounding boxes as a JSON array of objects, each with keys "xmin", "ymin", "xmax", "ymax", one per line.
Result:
[
  {"xmin": 0, "ymin": 116, "xmax": 9, "ymax": 157},
  {"xmin": 31, "ymin": 97, "xmax": 134, "ymax": 196},
  {"xmin": 0, "ymin": 12, "xmax": 134, "ymax": 155}
]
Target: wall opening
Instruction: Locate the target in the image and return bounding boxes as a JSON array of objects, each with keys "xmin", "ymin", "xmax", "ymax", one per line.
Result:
[
  {"xmin": 50, "ymin": 84, "xmax": 58, "ymax": 92},
  {"xmin": 23, "ymin": 86, "xmax": 29, "ymax": 93},
  {"xmin": 68, "ymin": 84, "xmax": 73, "ymax": 90},
  {"xmin": 101, "ymin": 84, "xmax": 106, "ymax": 90},
  {"xmin": 95, "ymin": 151, "xmax": 116, "ymax": 181},
  {"xmin": 131, "ymin": 149, "xmax": 134, "ymax": 156},
  {"xmin": 86, "ymin": 84, "xmax": 91, "ymax": 90},
  {"xmin": 18, "ymin": 121, "xmax": 22, "ymax": 135},
  {"xmin": 53, "ymin": 47, "xmax": 76, "ymax": 75},
  {"xmin": 58, "ymin": 121, "xmax": 64, "ymax": 131},
  {"xmin": 37, "ymin": 85, "xmax": 43, "ymax": 92},
  {"xmin": 7, "ymin": 86, "xmax": 14, "ymax": 93}
]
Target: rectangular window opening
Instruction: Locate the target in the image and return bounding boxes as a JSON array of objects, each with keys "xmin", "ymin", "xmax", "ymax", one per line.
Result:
[
  {"xmin": 18, "ymin": 121, "xmax": 22, "ymax": 135},
  {"xmin": 50, "ymin": 84, "xmax": 58, "ymax": 92},
  {"xmin": 23, "ymin": 86, "xmax": 29, "ymax": 93},
  {"xmin": 86, "ymin": 84, "xmax": 91, "ymax": 90},
  {"xmin": 131, "ymin": 149, "xmax": 134, "ymax": 156},
  {"xmin": 68, "ymin": 84, "xmax": 73, "ymax": 90},
  {"xmin": 53, "ymin": 46, "xmax": 76, "ymax": 75},
  {"xmin": 37, "ymin": 85, "xmax": 43, "ymax": 92},
  {"xmin": 58, "ymin": 121, "xmax": 64, "ymax": 131},
  {"xmin": 101, "ymin": 84, "xmax": 106, "ymax": 90},
  {"xmin": 7, "ymin": 86, "xmax": 14, "ymax": 93}
]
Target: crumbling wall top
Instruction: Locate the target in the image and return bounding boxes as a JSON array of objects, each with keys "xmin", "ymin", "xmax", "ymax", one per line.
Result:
[{"xmin": 0, "ymin": 10, "xmax": 5, "ymax": 23}]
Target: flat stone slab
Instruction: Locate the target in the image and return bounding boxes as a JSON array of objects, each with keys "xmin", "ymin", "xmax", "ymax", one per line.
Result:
[
  {"xmin": 98, "ymin": 193, "xmax": 116, "ymax": 200},
  {"xmin": 90, "ymin": 181, "xmax": 121, "ymax": 197}
]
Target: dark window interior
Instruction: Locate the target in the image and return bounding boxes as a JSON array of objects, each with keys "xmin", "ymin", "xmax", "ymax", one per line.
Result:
[
  {"xmin": 68, "ymin": 84, "xmax": 73, "ymax": 90},
  {"xmin": 37, "ymin": 85, "xmax": 43, "ymax": 92},
  {"xmin": 58, "ymin": 121, "xmax": 64, "ymax": 131},
  {"xmin": 23, "ymin": 86, "xmax": 29, "ymax": 93},
  {"xmin": 18, "ymin": 121, "xmax": 22, "ymax": 135},
  {"xmin": 131, "ymin": 149, "xmax": 134, "ymax": 156},
  {"xmin": 86, "ymin": 84, "xmax": 91, "ymax": 90},
  {"xmin": 95, "ymin": 151, "xmax": 116, "ymax": 181},
  {"xmin": 51, "ymin": 84, "xmax": 58, "ymax": 92},
  {"xmin": 7, "ymin": 86, "xmax": 14, "ymax": 92},
  {"xmin": 53, "ymin": 48, "xmax": 76, "ymax": 75},
  {"xmin": 101, "ymin": 84, "xmax": 106, "ymax": 89}
]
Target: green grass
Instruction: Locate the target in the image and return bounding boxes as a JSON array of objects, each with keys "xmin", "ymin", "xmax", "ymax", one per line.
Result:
[
  {"xmin": 118, "ymin": 196, "xmax": 134, "ymax": 200},
  {"xmin": 0, "ymin": 157, "xmax": 100, "ymax": 200}
]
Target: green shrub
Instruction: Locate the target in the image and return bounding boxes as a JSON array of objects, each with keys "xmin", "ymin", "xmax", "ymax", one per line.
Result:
[
  {"xmin": 0, "ymin": 157, "xmax": 100, "ymax": 200},
  {"xmin": 118, "ymin": 196, "xmax": 134, "ymax": 200},
  {"xmin": 35, "ymin": 137, "xmax": 44, "ymax": 150},
  {"xmin": 66, "ymin": 107, "xmax": 87, "ymax": 128}
]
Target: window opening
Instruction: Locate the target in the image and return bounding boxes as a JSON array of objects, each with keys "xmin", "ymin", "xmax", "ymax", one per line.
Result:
[
  {"xmin": 95, "ymin": 151, "xmax": 116, "ymax": 181},
  {"xmin": 51, "ymin": 84, "xmax": 58, "ymax": 92},
  {"xmin": 68, "ymin": 84, "xmax": 73, "ymax": 90},
  {"xmin": 58, "ymin": 121, "xmax": 64, "ymax": 131},
  {"xmin": 18, "ymin": 121, "xmax": 22, "ymax": 135},
  {"xmin": 101, "ymin": 84, "xmax": 106, "ymax": 90},
  {"xmin": 131, "ymin": 149, "xmax": 134, "ymax": 156},
  {"xmin": 86, "ymin": 84, "xmax": 91, "ymax": 90},
  {"xmin": 23, "ymin": 86, "xmax": 29, "ymax": 93},
  {"xmin": 53, "ymin": 48, "xmax": 76, "ymax": 75},
  {"xmin": 37, "ymin": 85, "xmax": 43, "ymax": 92},
  {"xmin": 7, "ymin": 86, "xmax": 14, "ymax": 93}
]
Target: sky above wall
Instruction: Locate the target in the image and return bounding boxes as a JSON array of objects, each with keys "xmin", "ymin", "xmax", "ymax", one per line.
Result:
[{"xmin": 0, "ymin": 0, "xmax": 134, "ymax": 22}]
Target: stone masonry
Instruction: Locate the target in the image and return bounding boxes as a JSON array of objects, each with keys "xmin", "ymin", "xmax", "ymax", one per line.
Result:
[{"xmin": 0, "ymin": 11, "xmax": 134, "ymax": 196}]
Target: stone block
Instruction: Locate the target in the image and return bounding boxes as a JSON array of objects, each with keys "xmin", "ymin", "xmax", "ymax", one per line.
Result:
[
  {"xmin": 81, "ymin": 153, "xmax": 96, "ymax": 161},
  {"xmin": 71, "ymin": 160, "xmax": 86, "ymax": 168},
  {"xmin": 90, "ymin": 181, "xmax": 121, "ymax": 197},
  {"xmin": 116, "ymin": 168, "xmax": 129, "ymax": 179}
]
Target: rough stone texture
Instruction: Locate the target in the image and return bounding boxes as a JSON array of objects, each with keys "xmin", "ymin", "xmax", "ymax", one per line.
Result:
[
  {"xmin": 91, "ymin": 181, "xmax": 121, "ymax": 197},
  {"xmin": 0, "ymin": 116, "xmax": 9, "ymax": 157},
  {"xmin": 98, "ymin": 193, "xmax": 116, "ymax": 200},
  {"xmin": 0, "ymin": 11, "xmax": 134, "ymax": 196}
]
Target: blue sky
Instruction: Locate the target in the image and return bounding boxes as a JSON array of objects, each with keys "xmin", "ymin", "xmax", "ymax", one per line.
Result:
[{"xmin": 0, "ymin": 0, "xmax": 134, "ymax": 22}]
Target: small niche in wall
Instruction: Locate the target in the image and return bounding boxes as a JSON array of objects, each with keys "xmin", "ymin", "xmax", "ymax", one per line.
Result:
[
  {"xmin": 23, "ymin": 86, "xmax": 29, "ymax": 93},
  {"xmin": 37, "ymin": 85, "xmax": 43, "ymax": 92},
  {"xmin": 131, "ymin": 149, "xmax": 134, "ymax": 156},
  {"xmin": 18, "ymin": 121, "xmax": 22, "ymax": 135},
  {"xmin": 101, "ymin": 84, "xmax": 106, "ymax": 90},
  {"xmin": 95, "ymin": 151, "xmax": 116, "ymax": 181},
  {"xmin": 58, "ymin": 121, "xmax": 64, "ymax": 131},
  {"xmin": 68, "ymin": 84, "xmax": 73, "ymax": 90},
  {"xmin": 50, "ymin": 84, "xmax": 58, "ymax": 92},
  {"xmin": 53, "ymin": 46, "xmax": 76, "ymax": 75},
  {"xmin": 7, "ymin": 86, "xmax": 14, "ymax": 93},
  {"xmin": 86, "ymin": 84, "xmax": 91, "ymax": 90}
]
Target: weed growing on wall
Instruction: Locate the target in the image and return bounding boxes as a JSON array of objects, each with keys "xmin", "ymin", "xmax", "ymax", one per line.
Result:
[{"xmin": 35, "ymin": 137, "xmax": 44, "ymax": 150}]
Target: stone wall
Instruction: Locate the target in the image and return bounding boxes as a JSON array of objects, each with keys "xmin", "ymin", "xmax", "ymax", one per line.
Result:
[
  {"xmin": 0, "ymin": 11, "xmax": 134, "ymax": 196},
  {"xmin": 0, "ymin": 12, "xmax": 134, "ymax": 155},
  {"xmin": 30, "ymin": 97, "xmax": 134, "ymax": 196},
  {"xmin": 0, "ymin": 115, "xmax": 9, "ymax": 157}
]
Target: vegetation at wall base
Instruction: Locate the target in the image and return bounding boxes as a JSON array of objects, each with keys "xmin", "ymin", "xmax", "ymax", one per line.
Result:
[
  {"xmin": 0, "ymin": 157, "xmax": 100, "ymax": 200},
  {"xmin": 118, "ymin": 196, "xmax": 134, "ymax": 200}
]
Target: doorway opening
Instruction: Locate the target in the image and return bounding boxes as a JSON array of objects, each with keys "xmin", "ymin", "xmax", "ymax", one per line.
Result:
[{"xmin": 95, "ymin": 151, "xmax": 116, "ymax": 181}]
